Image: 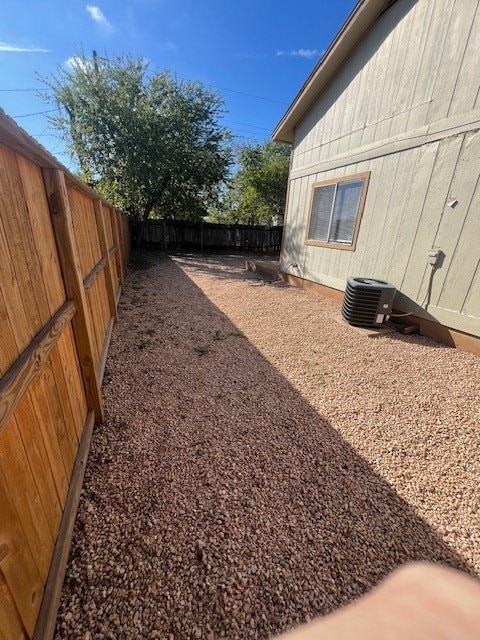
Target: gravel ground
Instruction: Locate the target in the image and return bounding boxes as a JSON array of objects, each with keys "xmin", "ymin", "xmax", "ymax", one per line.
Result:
[{"xmin": 55, "ymin": 251, "xmax": 480, "ymax": 640}]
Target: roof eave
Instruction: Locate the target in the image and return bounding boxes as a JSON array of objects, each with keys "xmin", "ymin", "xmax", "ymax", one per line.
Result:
[{"xmin": 272, "ymin": 0, "xmax": 392, "ymax": 143}]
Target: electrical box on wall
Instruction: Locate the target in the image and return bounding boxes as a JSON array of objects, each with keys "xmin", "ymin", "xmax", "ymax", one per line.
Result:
[{"xmin": 428, "ymin": 249, "xmax": 441, "ymax": 266}]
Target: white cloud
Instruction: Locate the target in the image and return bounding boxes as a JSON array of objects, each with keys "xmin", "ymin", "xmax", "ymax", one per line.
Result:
[
  {"xmin": 276, "ymin": 48, "xmax": 322, "ymax": 59},
  {"xmin": 0, "ymin": 41, "xmax": 50, "ymax": 53},
  {"xmin": 86, "ymin": 5, "xmax": 113, "ymax": 30},
  {"xmin": 65, "ymin": 56, "xmax": 94, "ymax": 71}
]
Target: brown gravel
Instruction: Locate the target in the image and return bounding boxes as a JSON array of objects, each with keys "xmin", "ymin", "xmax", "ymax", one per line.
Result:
[{"xmin": 55, "ymin": 251, "xmax": 480, "ymax": 640}]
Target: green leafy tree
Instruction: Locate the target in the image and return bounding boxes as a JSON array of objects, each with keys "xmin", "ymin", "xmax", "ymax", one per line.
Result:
[
  {"xmin": 209, "ymin": 140, "xmax": 290, "ymax": 225},
  {"xmin": 40, "ymin": 52, "xmax": 233, "ymax": 239}
]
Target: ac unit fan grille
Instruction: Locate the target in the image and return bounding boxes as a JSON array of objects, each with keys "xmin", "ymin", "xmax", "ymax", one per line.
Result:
[{"xmin": 342, "ymin": 277, "xmax": 396, "ymax": 327}]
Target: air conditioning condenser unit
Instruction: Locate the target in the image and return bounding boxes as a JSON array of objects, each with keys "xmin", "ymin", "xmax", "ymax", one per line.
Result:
[{"xmin": 342, "ymin": 277, "xmax": 396, "ymax": 327}]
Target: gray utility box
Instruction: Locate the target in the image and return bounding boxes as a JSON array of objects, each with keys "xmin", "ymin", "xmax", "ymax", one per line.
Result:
[{"xmin": 342, "ymin": 277, "xmax": 396, "ymax": 327}]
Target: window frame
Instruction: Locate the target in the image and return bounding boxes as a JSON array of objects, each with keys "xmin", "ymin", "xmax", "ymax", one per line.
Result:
[{"xmin": 304, "ymin": 171, "xmax": 370, "ymax": 251}]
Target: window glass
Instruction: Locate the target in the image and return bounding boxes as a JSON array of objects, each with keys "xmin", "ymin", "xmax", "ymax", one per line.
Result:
[
  {"xmin": 307, "ymin": 175, "xmax": 368, "ymax": 248},
  {"xmin": 308, "ymin": 184, "xmax": 335, "ymax": 242},
  {"xmin": 330, "ymin": 179, "xmax": 363, "ymax": 243}
]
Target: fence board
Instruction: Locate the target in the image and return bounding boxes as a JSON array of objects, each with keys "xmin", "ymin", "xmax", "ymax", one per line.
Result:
[
  {"xmin": 13, "ymin": 391, "xmax": 63, "ymax": 522},
  {"xmin": 98, "ymin": 317, "xmax": 114, "ymax": 383},
  {"xmin": 0, "ymin": 147, "xmax": 49, "ymax": 332},
  {"xmin": 0, "ymin": 475, "xmax": 44, "ymax": 637},
  {"xmin": 0, "ymin": 159, "xmax": 37, "ymax": 360},
  {"xmin": 102, "ymin": 204, "xmax": 114, "ymax": 248},
  {"xmin": 85, "ymin": 285, "xmax": 101, "ymax": 368},
  {"xmin": 16, "ymin": 155, "xmax": 65, "ymax": 314},
  {"xmin": 0, "ymin": 415, "xmax": 54, "ymax": 582},
  {"xmin": 0, "ymin": 571, "xmax": 26, "ymax": 640},
  {"xmin": 26, "ymin": 385, "xmax": 69, "ymax": 506},
  {"xmin": 42, "ymin": 361, "xmax": 78, "ymax": 468},
  {"xmin": 96, "ymin": 272, "xmax": 113, "ymax": 349},
  {"xmin": 29, "ymin": 372, "xmax": 74, "ymax": 492},
  {"xmin": 109, "ymin": 250, "xmax": 120, "ymax": 293},
  {"xmin": 111, "ymin": 210, "xmax": 125, "ymax": 289},
  {"xmin": 49, "ymin": 348, "xmax": 81, "ymax": 444},
  {"xmin": 13, "ymin": 403, "xmax": 62, "ymax": 542},
  {"xmin": 67, "ymin": 187, "xmax": 101, "ymax": 279},
  {"xmin": 141, "ymin": 220, "xmax": 283, "ymax": 252},
  {"xmin": 54, "ymin": 326, "xmax": 89, "ymax": 444},
  {"xmin": 85, "ymin": 271, "xmax": 112, "ymax": 371},
  {"xmin": 0, "ymin": 286, "xmax": 20, "ymax": 376},
  {"xmin": 121, "ymin": 216, "xmax": 129, "ymax": 268},
  {"xmin": 95, "ymin": 201, "xmax": 118, "ymax": 323}
]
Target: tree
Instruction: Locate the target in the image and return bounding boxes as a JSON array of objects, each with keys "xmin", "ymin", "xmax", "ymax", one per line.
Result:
[
  {"xmin": 208, "ymin": 140, "xmax": 290, "ymax": 225},
  {"xmin": 40, "ymin": 52, "xmax": 233, "ymax": 238}
]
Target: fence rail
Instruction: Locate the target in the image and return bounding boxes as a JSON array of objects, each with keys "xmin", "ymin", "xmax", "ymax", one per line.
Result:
[
  {"xmin": 0, "ymin": 109, "xmax": 130, "ymax": 640},
  {"xmin": 141, "ymin": 220, "xmax": 283, "ymax": 252}
]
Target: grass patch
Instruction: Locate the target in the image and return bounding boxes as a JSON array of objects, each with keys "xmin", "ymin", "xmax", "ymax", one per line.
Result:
[
  {"xmin": 194, "ymin": 345, "xmax": 211, "ymax": 356},
  {"xmin": 226, "ymin": 329, "xmax": 245, "ymax": 338}
]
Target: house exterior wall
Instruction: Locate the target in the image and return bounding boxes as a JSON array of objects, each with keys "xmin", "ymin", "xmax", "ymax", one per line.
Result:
[{"xmin": 281, "ymin": 0, "xmax": 480, "ymax": 337}]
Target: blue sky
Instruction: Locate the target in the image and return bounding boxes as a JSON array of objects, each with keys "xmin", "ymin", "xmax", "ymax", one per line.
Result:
[{"xmin": 1, "ymin": 0, "xmax": 356, "ymax": 167}]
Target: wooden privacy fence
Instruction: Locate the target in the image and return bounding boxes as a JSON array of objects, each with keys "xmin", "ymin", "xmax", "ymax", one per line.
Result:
[
  {"xmin": 141, "ymin": 219, "xmax": 283, "ymax": 252},
  {"xmin": 0, "ymin": 110, "xmax": 129, "ymax": 639}
]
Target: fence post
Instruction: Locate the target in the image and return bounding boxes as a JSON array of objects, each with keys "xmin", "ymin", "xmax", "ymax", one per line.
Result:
[
  {"xmin": 118, "ymin": 211, "xmax": 126, "ymax": 287},
  {"xmin": 93, "ymin": 200, "xmax": 118, "ymax": 324},
  {"xmin": 42, "ymin": 169, "xmax": 104, "ymax": 424},
  {"xmin": 163, "ymin": 219, "xmax": 168, "ymax": 250},
  {"xmin": 111, "ymin": 210, "xmax": 125, "ymax": 290}
]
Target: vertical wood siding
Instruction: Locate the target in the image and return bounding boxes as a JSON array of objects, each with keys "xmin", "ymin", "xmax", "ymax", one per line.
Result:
[
  {"xmin": 292, "ymin": 0, "xmax": 479, "ymax": 170},
  {"xmin": 0, "ymin": 112, "xmax": 130, "ymax": 638},
  {"xmin": 282, "ymin": 0, "xmax": 480, "ymax": 336}
]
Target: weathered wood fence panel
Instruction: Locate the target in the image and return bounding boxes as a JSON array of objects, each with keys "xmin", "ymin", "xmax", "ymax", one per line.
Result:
[
  {"xmin": 0, "ymin": 110, "xmax": 130, "ymax": 639},
  {"xmin": 141, "ymin": 220, "xmax": 283, "ymax": 252}
]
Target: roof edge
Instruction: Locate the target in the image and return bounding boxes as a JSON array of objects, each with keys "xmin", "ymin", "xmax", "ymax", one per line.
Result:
[{"xmin": 272, "ymin": 0, "xmax": 392, "ymax": 143}]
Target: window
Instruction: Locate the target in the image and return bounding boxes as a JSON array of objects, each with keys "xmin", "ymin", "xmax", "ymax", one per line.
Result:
[{"xmin": 306, "ymin": 172, "xmax": 369, "ymax": 250}]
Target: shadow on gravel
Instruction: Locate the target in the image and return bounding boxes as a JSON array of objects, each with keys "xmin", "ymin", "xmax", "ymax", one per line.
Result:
[
  {"xmin": 128, "ymin": 247, "xmax": 170, "ymax": 271},
  {"xmin": 170, "ymin": 251, "xmax": 278, "ymax": 283},
  {"xmin": 56, "ymin": 254, "xmax": 474, "ymax": 640},
  {"xmin": 129, "ymin": 248, "xmax": 270, "ymax": 283}
]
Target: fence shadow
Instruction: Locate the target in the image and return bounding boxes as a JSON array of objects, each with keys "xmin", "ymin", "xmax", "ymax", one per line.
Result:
[{"xmin": 57, "ymin": 254, "xmax": 474, "ymax": 639}]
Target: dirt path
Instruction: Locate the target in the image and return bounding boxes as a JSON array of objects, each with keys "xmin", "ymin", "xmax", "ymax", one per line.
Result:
[{"xmin": 55, "ymin": 252, "xmax": 480, "ymax": 639}]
